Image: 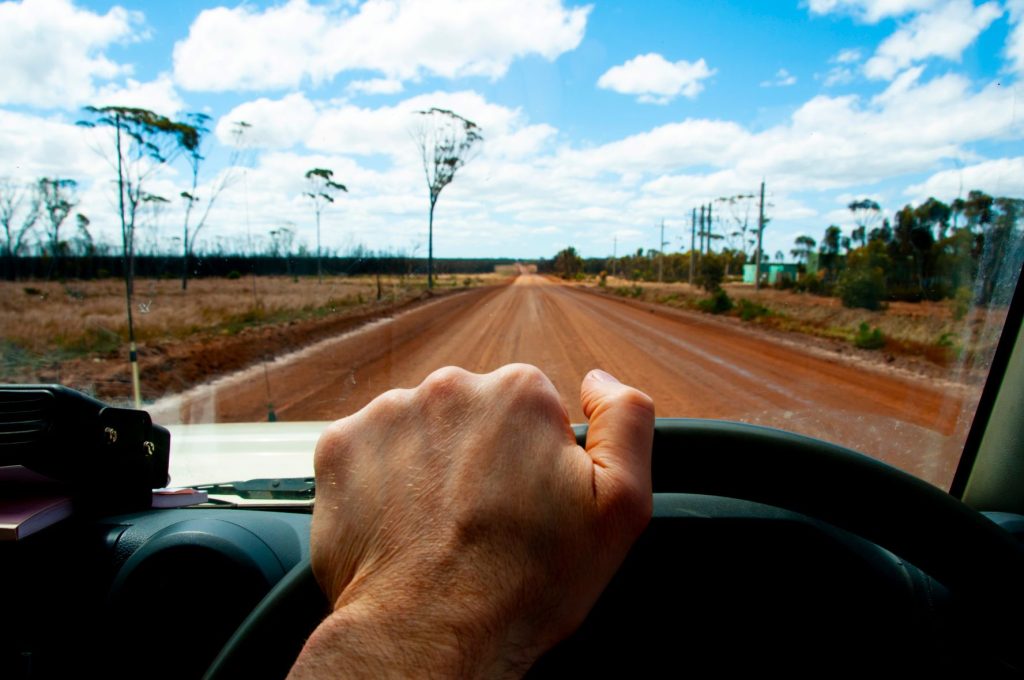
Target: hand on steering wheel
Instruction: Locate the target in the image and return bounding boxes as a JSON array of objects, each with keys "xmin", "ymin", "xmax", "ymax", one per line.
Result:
[{"xmin": 290, "ymin": 364, "xmax": 655, "ymax": 678}]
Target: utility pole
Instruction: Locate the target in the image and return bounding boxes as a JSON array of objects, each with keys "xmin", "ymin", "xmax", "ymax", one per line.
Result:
[
  {"xmin": 699, "ymin": 205, "xmax": 705, "ymax": 254},
  {"xmin": 657, "ymin": 219, "xmax": 668, "ymax": 282},
  {"xmin": 612, "ymin": 236, "xmax": 617, "ymax": 278},
  {"xmin": 689, "ymin": 207, "xmax": 696, "ymax": 286},
  {"xmin": 706, "ymin": 202, "xmax": 713, "ymax": 255},
  {"xmin": 755, "ymin": 179, "xmax": 765, "ymax": 292}
]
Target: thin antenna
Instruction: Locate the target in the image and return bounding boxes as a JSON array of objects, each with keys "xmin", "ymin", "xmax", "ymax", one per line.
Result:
[{"xmin": 242, "ymin": 163, "xmax": 277, "ymax": 422}]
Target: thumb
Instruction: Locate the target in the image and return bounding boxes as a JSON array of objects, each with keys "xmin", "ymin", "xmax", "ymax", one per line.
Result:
[{"xmin": 579, "ymin": 369, "xmax": 655, "ymax": 504}]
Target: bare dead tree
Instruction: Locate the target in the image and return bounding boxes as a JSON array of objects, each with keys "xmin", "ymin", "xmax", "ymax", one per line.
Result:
[
  {"xmin": 411, "ymin": 108, "xmax": 483, "ymax": 289},
  {"xmin": 716, "ymin": 193, "xmax": 757, "ymax": 256},
  {"xmin": 180, "ymin": 116, "xmax": 252, "ymax": 290},
  {"xmin": 0, "ymin": 178, "xmax": 40, "ymax": 280}
]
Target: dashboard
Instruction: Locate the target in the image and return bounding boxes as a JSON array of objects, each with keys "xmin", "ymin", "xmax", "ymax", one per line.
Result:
[{"xmin": 3, "ymin": 420, "xmax": 1022, "ymax": 678}]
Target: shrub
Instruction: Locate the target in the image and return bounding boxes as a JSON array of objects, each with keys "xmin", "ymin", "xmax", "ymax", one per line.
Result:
[
  {"xmin": 952, "ymin": 286, "xmax": 972, "ymax": 321},
  {"xmin": 598, "ymin": 270, "xmax": 608, "ymax": 287},
  {"xmin": 853, "ymin": 322, "xmax": 885, "ymax": 350},
  {"xmin": 698, "ymin": 289, "xmax": 733, "ymax": 314},
  {"xmin": 614, "ymin": 285, "xmax": 643, "ymax": 299},
  {"xmin": 773, "ymin": 273, "xmax": 795, "ymax": 290},
  {"xmin": 227, "ymin": 270, "xmax": 242, "ymax": 280},
  {"xmin": 837, "ymin": 267, "xmax": 886, "ymax": 311},
  {"xmin": 793, "ymin": 273, "xmax": 829, "ymax": 296},
  {"xmin": 696, "ymin": 253, "xmax": 725, "ymax": 293},
  {"xmin": 737, "ymin": 298, "xmax": 770, "ymax": 321}
]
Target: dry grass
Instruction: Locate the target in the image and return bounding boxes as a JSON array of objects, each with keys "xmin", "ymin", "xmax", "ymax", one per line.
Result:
[
  {"xmin": 591, "ymin": 276, "xmax": 1006, "ymax": 366},
  {"xmin": 0, "ymin": 273, "xmax": 502, "ymax": 368}
]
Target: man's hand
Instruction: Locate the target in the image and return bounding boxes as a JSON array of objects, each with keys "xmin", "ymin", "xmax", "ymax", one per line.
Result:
[{"xmin": 289, "ymin": 364, "xmax": 654, "ymax": 678}]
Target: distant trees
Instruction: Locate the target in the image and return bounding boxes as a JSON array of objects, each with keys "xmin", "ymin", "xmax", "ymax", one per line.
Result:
[
  {"xmin": 303, "ymin": 168, "xmax": 347, "ymax": 284},
  {"xmin": 412, "ymin": 108, "xmax": 483, "ymax": 289},
  {"xmin": 818, "ymin": 225, "xmax": 844, "ymax": 284},
  {"xmin": 0, "ymin": 179, "xmax": 39, "ymax": 280},
  {"xmin": 791, "ymin": 235, "xmax": 816, "ymax": 263},
  {"xmin": 801, "ymin": 190, "xmax": 1022, "ymax": 308},
  {"xmin": 836, "ymin": 240, "xmax": 889, "ymax": 310},
  {"xmin": 38, "ymin": 177, "xmax": 77, "ymax": 278},
  {"xmin": 696, "ymin": 252, "xmax": 726, "ymax": 292},
  {"xmin": 554, "ymin": 246, "xmax": 583, "ymax": 279},
  {"xmin": 847, "ymin": 198, "xmax": 880, "ymax": 248}
]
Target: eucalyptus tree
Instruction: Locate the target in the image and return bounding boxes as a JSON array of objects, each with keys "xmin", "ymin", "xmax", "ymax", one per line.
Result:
[
  {"xmin": 790, "ymin": 235, "xmax": 816, "ymax": 264},
  {"xmin": 78, "ymin": 105, "xmax": 199, "ymax": 407},
  {"xmin": 38, "ymin": 177, "xmax": 77, "ymax": 278},
  {"xmin": 847, "ymin": 198, "xmax": 881, "ymax": 248},
  {"xmin": 412, "ymin": 108, "xmax": 482, "ymax": 289},
  {"xmin": 303, "ymin": 168, "xmax": 347, "ymax": 284}
]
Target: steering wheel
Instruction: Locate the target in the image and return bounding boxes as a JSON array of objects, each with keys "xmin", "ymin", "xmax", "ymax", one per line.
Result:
[{"xmin": 204, "ymin": 419, "xmax": 1024, "ymax": 678}]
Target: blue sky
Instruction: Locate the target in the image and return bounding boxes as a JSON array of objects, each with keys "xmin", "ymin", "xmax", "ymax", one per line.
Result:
[{"xmin": 2, "ymin": 0, "xmax": 1023, "ymax": 261}]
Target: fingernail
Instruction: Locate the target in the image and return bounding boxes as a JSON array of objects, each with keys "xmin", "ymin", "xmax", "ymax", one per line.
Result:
[{"xmin": 589, "ymin": 369, "xmax": 620, "ymax": 384}]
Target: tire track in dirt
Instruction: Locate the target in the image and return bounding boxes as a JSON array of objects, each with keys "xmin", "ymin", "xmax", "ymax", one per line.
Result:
[{"xmin": 154, "ymin": 275, "xmax": 972, "ymax": 486}]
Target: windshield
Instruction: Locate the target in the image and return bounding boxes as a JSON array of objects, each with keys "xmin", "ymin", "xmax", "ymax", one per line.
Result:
[{"xmin": 1, "ymin": 0, "xmax": 1021, "ymax": 490}]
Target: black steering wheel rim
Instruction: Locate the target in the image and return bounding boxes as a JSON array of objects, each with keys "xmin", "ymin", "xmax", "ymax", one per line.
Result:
[{"xmin": 205, "ymin": 418, "xmax": 1024, "ymax": 678}]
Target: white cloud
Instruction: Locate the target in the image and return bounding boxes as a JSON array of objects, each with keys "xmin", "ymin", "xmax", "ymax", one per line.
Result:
[
  {"xmin": 173, "ymin": 0, "xmax": 591, "ymax": 92},
  {"xmin": 346, "ymin": 78, "xmax": 404, "ymax": 96},
  {"xmin": 575, "ymin": 69, "xmax": 1017, "ymax": 196},
  {"xmin": 864, "ymin": 0, "xmax": 1002, "ymax": 80},
  {"xmin": 93, "ymin": 74, "xmax": 185, "ymax": 117},
  {"xmin": 904, "ymin": 157, "xmax": 1024, "ymax": 200},
  {"xmin": 761, "ymin": 68, "xmax": 798, "ymax": 87},
  {"xmin": 214, "ymin": 93, "xmax": 320, "ymax": 149},
  {"xmin": 834, "ymin": 48, "xmax": 863, "ymax": 64},
  {"xmin": 597, "ymin": 53, "xmax": 715, "ymax": 104},
  {"xmin": 806, "ymin": 0, "xmax": 942, "ymax": 23},
  {"xmin": 1004, "ymin": 0, "xmax": 1024, "ymax": 75},
  {"xmin": 0, "ymin": 0, "xmax": 142, "ymax": 109},
  {"xmin": 823, "ymin": 48, "xmax": 863, "ymax": 86},
  {"xmin": 0, "ymin": 108, "xmax": 104, "ymax": 180},
  {"xmin": 217, "ymin": 90, "xmax": 555, "ymax": 162}
]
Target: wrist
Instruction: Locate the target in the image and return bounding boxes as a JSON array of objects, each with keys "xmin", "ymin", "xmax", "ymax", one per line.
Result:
[{"xmin": 290, "ymin": 592, "xmax": 535, "ymax": 679}]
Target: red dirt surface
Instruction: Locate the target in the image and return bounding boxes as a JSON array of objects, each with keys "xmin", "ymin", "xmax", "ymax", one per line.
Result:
[{"xmin": 152, "ymin": 276, "xmax": 977, "ymax": 487}]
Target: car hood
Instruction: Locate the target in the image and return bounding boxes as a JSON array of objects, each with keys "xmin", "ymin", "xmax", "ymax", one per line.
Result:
[{"xmin": 166, "ymin": 421, "xmax": 326, "ymax": 488}]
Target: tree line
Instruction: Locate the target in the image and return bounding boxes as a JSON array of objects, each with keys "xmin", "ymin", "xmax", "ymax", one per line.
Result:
[
  {"xmin": 548, "ymin": 189, "xmax": 1022, "ymax": 310},
  {"xmin": 3, "ymin": 253, "xmax": 517, "ymax": 280},
  {"xmin": 795, "ymin": 190, "xmax": 1022, "ymax": 308}
]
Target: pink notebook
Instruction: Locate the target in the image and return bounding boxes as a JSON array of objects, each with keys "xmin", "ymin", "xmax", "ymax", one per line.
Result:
[{"xmin": 0, "ymin": 494, "xmax": 74, "ymax": 541}]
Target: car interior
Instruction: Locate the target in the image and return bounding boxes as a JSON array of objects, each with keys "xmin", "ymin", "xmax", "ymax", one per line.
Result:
[{"xmin": 1, "ymin": 264, "xmax": 1022, "ymax": 679}]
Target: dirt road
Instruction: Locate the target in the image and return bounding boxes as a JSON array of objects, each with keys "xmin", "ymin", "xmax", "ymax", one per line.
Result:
[{"xmin": 153, "ymin": 275, "xmax": 973, "ymax": 486}]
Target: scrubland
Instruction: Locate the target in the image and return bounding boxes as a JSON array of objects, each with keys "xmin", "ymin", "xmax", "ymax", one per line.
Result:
[
  {"xmin": 592, "ymin": 276, "xmax": 1005, "ymax": 371},
  {"xmin": 0, "ymin": 273, "xmax": 500, "ymax": 388}
]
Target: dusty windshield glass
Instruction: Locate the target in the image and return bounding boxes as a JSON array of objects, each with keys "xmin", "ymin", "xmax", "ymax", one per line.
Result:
[{"xmin": 1, "ymin": 0, "xmax": 1022, "ymax": 489}]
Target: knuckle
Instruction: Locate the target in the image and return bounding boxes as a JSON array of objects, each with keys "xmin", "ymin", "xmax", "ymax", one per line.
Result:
[
  {"xmin": 374, "ymin": 386, "xmax": 414, "ymax": 410},
  {"xmin": 313, "ymin": 419, "xmax": 352, "ymax": 472},
  {"xmin": 495, "ymin": 362, "xmax": 549, "ymax": 393},
  {"xmin": 419, "ymin": 365, "xmax": 473, "ymax": 398}
]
